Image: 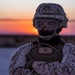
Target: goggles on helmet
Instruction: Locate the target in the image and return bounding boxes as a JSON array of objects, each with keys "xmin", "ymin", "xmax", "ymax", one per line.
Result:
[
  {"xmin": 34, "ymin": 19, "xmax": 60, "ymax": 30},
  {"xmin": 33, "ymin": 3, "xmax": 68, "ymax": 29}
]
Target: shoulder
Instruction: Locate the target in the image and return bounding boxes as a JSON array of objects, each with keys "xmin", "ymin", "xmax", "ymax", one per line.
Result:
[
  {"xmin": 11, "ymin": 43, "xmax": 33, "ymax": 62},
  {"xmin": 61, "ymin": 43, "xmax": 75, "ymax": 63},
  {"xmin": 9, "ymin": 42, "xmax": 34, "ymax": 74},
  {"xmin": 62, "ymin": 43, "xmax": 75, "ymax": 55}
]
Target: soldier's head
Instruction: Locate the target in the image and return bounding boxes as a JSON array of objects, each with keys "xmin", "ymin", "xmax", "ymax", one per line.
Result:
[{"xmin": 33, "ymin": 3, "xmax": 68, "ymax": 40}]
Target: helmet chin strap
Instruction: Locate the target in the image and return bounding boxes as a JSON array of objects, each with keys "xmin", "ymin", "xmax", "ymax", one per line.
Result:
[{"xmin": 39, "ymin": 30, "xmax": 58, "ymax": 40}]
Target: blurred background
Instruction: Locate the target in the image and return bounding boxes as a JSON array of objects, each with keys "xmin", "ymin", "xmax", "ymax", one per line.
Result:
[{"xmin": 0, "ymin": 0, "xmax": 75, "ymax": 75}]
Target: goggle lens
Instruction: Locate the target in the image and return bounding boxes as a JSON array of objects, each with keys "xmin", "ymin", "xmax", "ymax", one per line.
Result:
[{"xmin": 34, "ymin": 19, "xmax": 59, "ymax": 30}]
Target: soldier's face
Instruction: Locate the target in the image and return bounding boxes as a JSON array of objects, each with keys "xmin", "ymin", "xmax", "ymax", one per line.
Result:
[
  {"xmin": 34, "ymin": 19, "xmax": 60, "ymax": 31},
  {"xmin": 35, "ymin": 19, "xmax": 59, "ymax": 36}
]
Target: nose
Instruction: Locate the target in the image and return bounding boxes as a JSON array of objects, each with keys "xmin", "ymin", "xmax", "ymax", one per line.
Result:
[{"xmin": 42, "ymin": 26, "xmax": 47, "ymax": 31}]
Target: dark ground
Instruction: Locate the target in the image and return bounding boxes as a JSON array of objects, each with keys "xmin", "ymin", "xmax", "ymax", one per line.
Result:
[{"xmin": 0, "ymin": 35, "xmax": 75, "ymax": 47}]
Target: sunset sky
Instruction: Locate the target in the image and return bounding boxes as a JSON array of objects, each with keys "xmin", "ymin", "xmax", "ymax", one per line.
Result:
[{"xmin": 0, "ymin": 0, "xmax": 75, "ymax": 35}]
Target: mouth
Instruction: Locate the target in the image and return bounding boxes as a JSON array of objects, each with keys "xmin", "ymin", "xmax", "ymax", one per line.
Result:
[{"xmin": 38, "ymin": 30, "xmax": 54, "ymax": 36}]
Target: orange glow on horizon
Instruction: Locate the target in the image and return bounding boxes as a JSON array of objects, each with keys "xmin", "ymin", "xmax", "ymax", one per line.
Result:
[
  {"xmin": 0, "ymin": 20, "xmax": 75, "ymax": 35},
  {"xmin": 0, "ymin": 20, "xmax": 38, "ymax": 35}
]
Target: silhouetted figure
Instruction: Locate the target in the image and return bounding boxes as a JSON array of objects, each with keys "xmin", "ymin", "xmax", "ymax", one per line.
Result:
[{"xmin": 9, "ymin": 3, "xmax": 75, "ymax": 75}]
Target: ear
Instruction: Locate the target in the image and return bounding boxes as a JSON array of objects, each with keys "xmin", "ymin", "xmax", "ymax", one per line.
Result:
[{"xmin": 33, "ymin": 18, "xmax": 35, "ymax": 27}]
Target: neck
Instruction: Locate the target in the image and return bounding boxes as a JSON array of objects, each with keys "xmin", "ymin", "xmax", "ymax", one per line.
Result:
[{"xmin": 39, "ymin": 35, "xmax": 61, "ymax": 46}]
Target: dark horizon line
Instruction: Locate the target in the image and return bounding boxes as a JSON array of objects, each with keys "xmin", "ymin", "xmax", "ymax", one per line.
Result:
[
  {"xmin": 0, "ymin": 34, "xmax": 75, "ymax": 37},
  {"xmin": 0, "ymin": 34, "xmax": 38, "ymax": 37}
]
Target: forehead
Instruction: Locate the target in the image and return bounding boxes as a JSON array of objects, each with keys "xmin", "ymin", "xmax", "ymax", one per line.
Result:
[{"xmin": 35, "ymin": 18, "xmax": 58, "ymax": 22}]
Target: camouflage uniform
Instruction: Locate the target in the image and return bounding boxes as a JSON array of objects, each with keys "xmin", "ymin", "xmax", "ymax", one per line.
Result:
[
  {"xmin": 9, "ymin": 42, "xmax": 75, "ymax": 75},
  {"xmin": 8, "ymin": 3, "xmax": 74, "ymax": 75}
]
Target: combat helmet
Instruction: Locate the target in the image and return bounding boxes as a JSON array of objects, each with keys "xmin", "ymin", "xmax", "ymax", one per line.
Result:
[{"xmin": 33, "ymin": 3, "xmax": 68, "ymax": 30}]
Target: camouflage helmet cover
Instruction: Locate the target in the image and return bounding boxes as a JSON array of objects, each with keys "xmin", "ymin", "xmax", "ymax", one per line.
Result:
[{"xmin": 33, "ymin": 3, "xmax": 68, "ymax": 28}]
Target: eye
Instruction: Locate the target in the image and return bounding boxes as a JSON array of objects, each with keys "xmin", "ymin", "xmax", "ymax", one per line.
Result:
[
  {"xmin": 47, "ymin": 21, "xmax": 55, "ymax": 26},
  {"xmin": 37, "ymin": 21, "xmax": 44, "ymax": 28}
]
